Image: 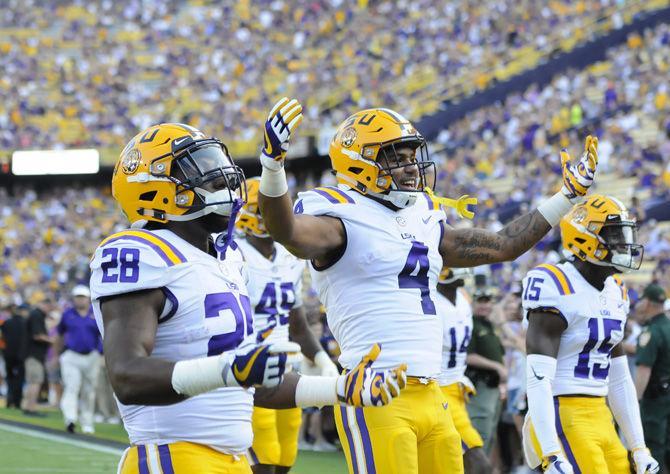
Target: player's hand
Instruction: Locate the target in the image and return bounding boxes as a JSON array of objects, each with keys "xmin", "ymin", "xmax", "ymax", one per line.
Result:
[
  {"xmin": 560, "ymin": 135, "xmax": 598, "ymax": 203},
  {"xmin": 459, "ymin": 375, "xmax": 477, "ymax": 402},
  {"xmin": 336, "ymin": 344, "xmax": 407, "ymax": 407},
  {"xmin": 632, "ymin": 448, "xmax": 660, "ymax": 474},
  {"xmin": 260, "ymin": 97, "xmax": 303, "ymax": 171},
  {"xmin": 542, "ymin": 454, "xmax": 574, "ymax": 473},
  {"xmin": 222, "ymin": 341, "xmax": 302, "ymax": 388},
  {"xmin": 314, "ymin": 350, "xmax": 340, "ymax": 377}
]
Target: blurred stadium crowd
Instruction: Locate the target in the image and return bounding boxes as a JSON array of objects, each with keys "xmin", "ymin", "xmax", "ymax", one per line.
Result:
[
  {"xmin": 1, "ymin": 0, "xmax": 670, "ymax": 471},
  {"xmin": 0, "ymin": 0, "xmax": 662, "ymax": 158}
]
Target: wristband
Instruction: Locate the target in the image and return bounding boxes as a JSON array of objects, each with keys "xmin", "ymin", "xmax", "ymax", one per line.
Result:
[
  {"xmin": 260, "ymin": 166, "xmax": 288, "ymax": 198},
  {"xmin": 171, "ymin": 355, "xmax": 231, "ymax": 397},
  {"xmin": 294, "ymin": 375, "xmax": 339, "ymax": 408},
  {"xmin": 537, "ymin": 192, "xmax": 574, "ymax": 227}
]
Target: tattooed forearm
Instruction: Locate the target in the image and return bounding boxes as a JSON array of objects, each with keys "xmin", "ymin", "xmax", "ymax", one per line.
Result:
[
  {"xmin": 441, "ymin": 210, "xmax": 552, "ymax": 267},
  {"xmin": 497, "ymin": 210, "xmax": 551, "ymax": 257}
]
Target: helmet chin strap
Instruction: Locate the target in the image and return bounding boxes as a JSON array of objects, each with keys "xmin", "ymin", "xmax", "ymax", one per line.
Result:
[
  {"xmin": 215, "ymin": 198, "xmax": 243, "ymax": 260},
  {"xmin": 368, "ymin": 188, "xmax": 418, "ymax": 209}
]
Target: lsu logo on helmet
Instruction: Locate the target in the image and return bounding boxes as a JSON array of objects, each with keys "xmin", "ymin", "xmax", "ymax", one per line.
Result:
[
  {"xmin": 560, "ymin": 194, "xmax": 644, "ymax": 271},
  {"xmin": 329, "ymin": 108, "xmax": 435, "ymax": 208},
  {"xmin": 112, "ymin": 123, "xmax": 246, "ymax": 227}
]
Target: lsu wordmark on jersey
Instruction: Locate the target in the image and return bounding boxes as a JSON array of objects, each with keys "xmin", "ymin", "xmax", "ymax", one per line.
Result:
[
  {"xmin": 90, "ymin": 228, "xmax": 255, "ymax": 472},
  {"xmin": 521, "ymin": 261, "xmax": 630, "ymax": 473}
]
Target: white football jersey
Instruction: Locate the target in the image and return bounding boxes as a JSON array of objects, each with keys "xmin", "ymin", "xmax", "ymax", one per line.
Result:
[
  {"xmin": 236, "ymin": 238, "xmax": 305, "ymax": 344},
  {"xmin": 436, "ymin": 288, "xmax": 473, "ymax": 386},
  {"xmin": 90, "ymin": 228, "xmax": 255, "ymax": 454},
  {"xmin": 522, "ymin": 261, "xmax": 629, "ymax": 397},
  {"xmin": 295, "ymin": 186, "xmax": 445, "ymax": 377}
]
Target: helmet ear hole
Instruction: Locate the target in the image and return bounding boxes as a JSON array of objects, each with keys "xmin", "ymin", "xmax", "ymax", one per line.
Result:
[{"xmin": 139, "ymin": 191, "xmax": 157, "ymax": 202}]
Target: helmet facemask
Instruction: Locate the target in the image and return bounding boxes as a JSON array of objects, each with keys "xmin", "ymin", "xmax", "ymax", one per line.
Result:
[
  {"xmin": 371, "ymin": 137, "xmax": 435, "ymax": 209},
  {"xmin": 594, "ymin": 219, "xmax": 644, "ymax": 272},
  {"xmin": 166, "ymin": 139, "xmax": 247, "ymax": 222}
]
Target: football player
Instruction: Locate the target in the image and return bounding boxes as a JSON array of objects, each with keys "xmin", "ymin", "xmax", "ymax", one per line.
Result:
[
  {"xmin": 436, "ymin": 267, "xmax": 491, "ymax": 474},
  {"xmin": 236, "ymin": 177, "xmax": 339, "ymax": 474},
  {"xmin": 522, "ymin": 195, "xmax": 659, "ymax": 474},
  {"xmin": 90, "ymin": 123, "xmax": 407, "ymax": 473},
  {"xmin": 257, "ymin": 97, "xmax": 598, "ymax": 474}
]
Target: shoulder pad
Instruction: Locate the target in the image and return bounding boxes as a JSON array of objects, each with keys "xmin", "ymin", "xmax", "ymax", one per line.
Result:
[
  {"xmin": 522, "ymin": 264, "xmax": 573, "ymax": 314},
  {"xmin": 89, "ymin": 230, "xmax": 186, "ymax": 300},
  {"xmin": 294, "ymin": 186, "xmax": 355, "ymax": 216}
]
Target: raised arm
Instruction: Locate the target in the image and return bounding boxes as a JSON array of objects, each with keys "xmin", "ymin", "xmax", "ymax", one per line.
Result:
[
  {"xmin": 256, "ymin": 97, "xmax": 345, "ymax": 262},
  {"xmin": 441, "ymin": 136, "xmax": 599, "ymax": 267}
]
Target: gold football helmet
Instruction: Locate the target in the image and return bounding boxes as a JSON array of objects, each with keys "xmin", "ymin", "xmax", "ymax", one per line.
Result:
[
  {"xmin": 560, "ymin": 194, "xmax": 643, "ymax": 271},
  {"xmin": 236, "ymin": 177, "xmax": 268, "ymax": 237},
  {"xmin": 329, "ymin": 108, "xmax": 434, "ymax": 208},
  {"xmin": 112, "ymin": 123, "xmax": 246, "ymax": 227}
]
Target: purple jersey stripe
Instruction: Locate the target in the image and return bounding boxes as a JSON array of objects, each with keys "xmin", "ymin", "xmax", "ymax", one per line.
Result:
[
  {"xmin": 157, "ymin": 445, "xmax": 175, "ymax": 474},
  {"xmin": 158, "ymin": 287, "xmax": 179, "ymax": 323},
  {"xmin": 535, "ymin": 267, "xmax": 566, "ymax": 295},
  {"xmin": 355, "ymin": 408, "xmax": 376, "ymax": 474},
  {"xmin": 248, "ymin": 447, "xmax": 260, "ymax": 465},
  {"xmin": 137, "ymin": 445, "xmax": 150, "ymax": 474},
  {"xmin": 554, "ymin": 398, "xmax": 581, "ymax": 474},
  {"xmin": 102, "ymin": 235, "xmax": 174, "ymax": 267},
  {"xmin": 135, "ymin": 229, "xmax": 188, "ymax": 263},
  {"xmin": 324, "ymin": 186, "xmax": 355, "ymax": 203},
  {"xmin": 340, "ymin": 406, "xmax": 360, "ymax": 474},
  {"xmin": 423, "ymin": 192, "xmax": 435, "ymax": 210},
  {"xmin": 313, "ymin": 188, "xmax": 342, "ymax": 204}
]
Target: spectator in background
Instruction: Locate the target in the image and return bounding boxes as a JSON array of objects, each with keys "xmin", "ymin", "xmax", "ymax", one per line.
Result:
[
  {"xmin": 635, "ymin": 284, "xmax": 670, "ymax": 470},
  {"xmin": 23, "ymin": 298, "xmax": 56, "ymax": 416},
  {"xmin": 55, "ymin": 285, "xmax": 102, "ymax": 434},
  {"xmin": 1, "ymin": 303, "xmax": 29, "ymax": 409},
  {"xmin": 465, "ymin": 288, "xmax": 507, "ymax": 454}
]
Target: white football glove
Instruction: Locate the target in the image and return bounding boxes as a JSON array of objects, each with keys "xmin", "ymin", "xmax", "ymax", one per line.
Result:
[
  {"xmin": 560, "ymin": 135, "xmax": 598, "ymax": 203},
  {"xmin": 542, "ymin": 454, "xmax": 574, "ymax": 474},
  {"xmin": 260, "ymin": 97, "xmax": 303, "ymax": 171},
  {"xmin": 632, "ymin": 448, "xmax": 660, "ymax": 474},
  {"xmin": 314, "ymin": 350, "xmax": 340, "ymax": 377}
]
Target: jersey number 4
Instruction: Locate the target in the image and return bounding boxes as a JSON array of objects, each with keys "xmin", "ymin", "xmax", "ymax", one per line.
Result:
[{"xmin": 398, "ymin": 241, "xmax": 436, "ymax": 315}]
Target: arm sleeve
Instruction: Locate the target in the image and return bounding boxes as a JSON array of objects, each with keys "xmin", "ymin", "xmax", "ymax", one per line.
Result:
[
  {"xmin": 608, "ymin": 355, "xmax": 646, "ymax": 450},
  {"xmin": 526, "ymin": 354, "xmax": 563, "ymax": 457}
]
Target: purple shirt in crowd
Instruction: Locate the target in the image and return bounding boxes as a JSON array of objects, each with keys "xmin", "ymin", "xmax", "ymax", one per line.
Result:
[{"xmin": 57, "ymin": 306, "xmax": 102, "ymax": 355}]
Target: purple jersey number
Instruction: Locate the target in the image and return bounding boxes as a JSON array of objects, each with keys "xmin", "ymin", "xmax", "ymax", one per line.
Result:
[
  {"xmin": 398, "ymin": 241, "xmax": 436, "ymax": 315},
  {"xmin": 523, "ymin": 277, "xmax": 543, "ymax": 301},
  {"xmin": 573, "ymin": 317, "xmax": 622, "ymax": 380},
  {"xmin": 447, "ymin": 326, "xmax": 471, "ymax": 368},
  {"xmin": 101, "ymin": 247, "xmax": 139, "ymax": 283},
  {"xmin": 205, "ymin": 292, "xmax": 253, "ymax": 356},
  {"xmin": 255, "ymin": 282, "xmax": 295, "ymax": 342}
]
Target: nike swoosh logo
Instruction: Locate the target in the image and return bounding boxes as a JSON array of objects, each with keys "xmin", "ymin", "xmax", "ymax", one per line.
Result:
[
  {"xmin": 422, "ymin": 216, "xmax": 431, "ymax": 224},
  {"xmin": 233, "ymin": 347, "xmax": 264, "ymax": 381},
  {"xmin": 442, "ymin": 402, "xmax": 449, "ymax": 410},
  {"xmin": 173, "ymin": 137, "xmax": 189, "ymax": 146},
  {"xmin": 555, "ymin": 460, "xmax": 566, "ymax": 474},
  {"xmin": 531, "ymin": 366, "xmax": 544, "ymax": 381}
]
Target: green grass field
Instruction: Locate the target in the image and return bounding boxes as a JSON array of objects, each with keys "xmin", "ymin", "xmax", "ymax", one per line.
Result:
[{"xmin": 0, "ymin": 407, "xmax": 347, "ymax": 473}]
